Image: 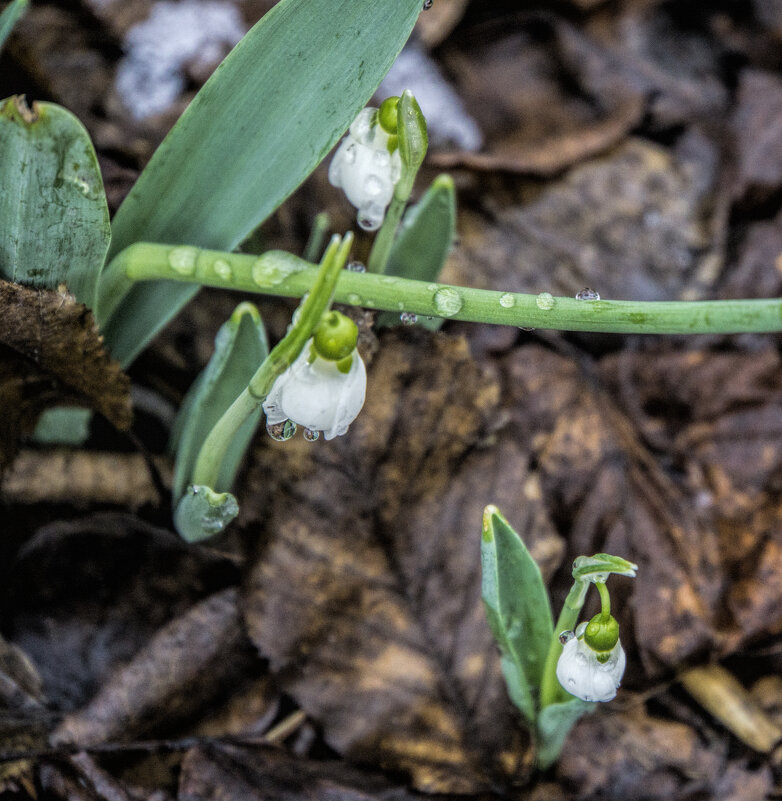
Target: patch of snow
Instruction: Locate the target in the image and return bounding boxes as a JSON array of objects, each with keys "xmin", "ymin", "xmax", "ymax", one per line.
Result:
[
  {"xmin": 378, "ymin": 42, "xmax": 483, "ymax": 152},
  {"xmin": 115, "ymin": 0, "xmax": 246, "ymax": 120}
]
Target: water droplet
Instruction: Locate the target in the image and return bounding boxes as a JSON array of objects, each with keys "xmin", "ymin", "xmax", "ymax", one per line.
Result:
[
  {"xmin": 347, "ymin": 293, "xmax": 362, "ymax": 305},
  {"xmin": 252, "ymin": 257, "xmax": 301, "ymax": 288},
  {"xmin": 373, "ymin": 150, "xmax": 390, "ymax": 167},
  {"xmin": 400, "ymin": 312, "xmax": 417, "ymax": 325},
  {"xmin": 266, "ymin": 420, "xmax": 297, "ymax": 441},
  {"xmin": 213, "ymin": 259, "xmax": 232, "ymax": 281},
  {"xmin": 518, "ymin": 326, "xmax": 535, "ymax": 333},
  {"xmin": 575, "ymin": 287, "xmax": 600, "ymax": 301},
  {"xmin": 499, "ymin": 292, "xmax": 515, "ymax": 309},
  {"xmin": 567, "ymin": 678, "xmax": 576, "ymax": 687},
  {"xmin": 559, "ymin": 630, "xmax": 575, "ymax": 644},
  {"xmin": 303, "ymin": 428, "xmax": 320, "ymax": 442},
  {"xmin": 344, "ymin": 143, "xmax": 357, "ymax": 164},
  {"xmin": 169, "ymin": 246, "xmax": 198, "ymax": 275},
  {"xmin": 423, "ymin": 0, "xmax": 433, "ymax": 8},
  {"xmin": 346, "ymin": 261, "xmax": 366, "ymax": 273},
  {"xmin": 536, "ymin": 291, "xmax": 555, "ymax": 311},
  {"xmin": 364, "ymin": 175, "xmax": 383, "ymax": 196},
  {"xmin": 432, "ymin": 286, "xmax": 463, "ymax": 318},
  {"xmin": 426, "ymin": 283, "xmax": 438, "ymax": 291}
]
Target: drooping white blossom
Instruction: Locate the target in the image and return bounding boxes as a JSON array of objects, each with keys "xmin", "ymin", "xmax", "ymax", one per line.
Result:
[
  {"xmin": 328, "ymin": 108, "xmax": 402, "ymax": 232},
  {"xmin": 262, "ymin": 341, "xmax": 366, "ymax": 440},
  {"xmin": 556, "ymin": 636, "xmax": 626, "ymax": 703}
]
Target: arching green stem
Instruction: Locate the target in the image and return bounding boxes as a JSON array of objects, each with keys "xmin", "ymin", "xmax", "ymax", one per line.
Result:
[
  {"xmin": 102, "ymin": 241, "xmax": 782, "ymax": 335},
  {"xmin": 596, "ymin": 581, "xmax": 611, "ymax": 622}
]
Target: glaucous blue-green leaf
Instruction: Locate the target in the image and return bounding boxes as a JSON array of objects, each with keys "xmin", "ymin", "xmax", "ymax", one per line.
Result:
[
  {"xmin": 536, "ymin": 698, "xmax": 594, "ymax": 769},
  {"xmin": 99, "ymin": 0, "xmax": 423, "ymax": 366},
  {"xmin": 171, "ymin": 302, "xmax": 268, "ymax": 507},
  {"xmin": 0, "ymin": 96, "xmax": 110, "ymax": 307},
  {"xmin": 377, "ymin": 173, "xmax": 455, "ymax": 330},
  {"xmin": 0, "ymin": 0, "xmax": 27, "ymax": 54},
  {"xmin": 480, "ymin": 505, "xmax": 554, "ymax": 723},
  {"xmin": 174, "ymin": 485, "xmax": 239, "ymax": 543}
]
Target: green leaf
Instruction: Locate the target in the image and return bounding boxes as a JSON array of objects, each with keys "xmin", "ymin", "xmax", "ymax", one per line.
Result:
[
  {"xmin": 480, "ymin": 505, "xmax": 554, "ymax": 724},
  {"xmin": 99, "ymin": 0, "xmax": 423, "ymax": 366},
  {"xmin": 0, "ymin": 96, "xmax": 110, "ymax": 307},
  {"xmin": 171, "ymin": 302, "xmax": 268, "ymax": 506},
  {"xmin": 0, "ymin": 0, "xmax": 27, "ymax": 54},
  {"xmin": 536, "ymin": 698, "xmax": 594, "ymax": 769},
  {"xmin": 376, "ymin": 174, "xmax": 455, "ymax": 330},
  {"xmin": 572, "ymin": 553, "xmax": 638, "ymax": 582},
  {"xmin": 395, "ymin": 89, "xmax": 428, "ymax": 199},
  {"xmin": 174, "ymin": 485, "xmax": 239, "ymax": 543}
]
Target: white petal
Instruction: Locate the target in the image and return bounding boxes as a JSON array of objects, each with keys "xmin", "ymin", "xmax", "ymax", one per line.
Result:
[
  {"xmin": 262, "ymin": 342, "xmax": 366, "ymax": 439},
  {"xmin": 556, "ymin": 637, "xmax": 626, "ymax": 703}
]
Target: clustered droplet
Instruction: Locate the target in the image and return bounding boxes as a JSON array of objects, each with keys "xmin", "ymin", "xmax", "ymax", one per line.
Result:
[
  {"xmin": 575, "ymin": 287, "xmax": 601, "ymax": 301},
  {"xmin": 400, "ymin": 311, "xmax": 418, "ymax": 325}
]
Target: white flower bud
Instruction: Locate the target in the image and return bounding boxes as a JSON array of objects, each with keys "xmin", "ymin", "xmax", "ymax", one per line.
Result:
[
  {"xmin": 262, "ymin": 340, "xmax": 366, "ymax": 440},
  {"xmin": 555, "ymin": 635, "xmax": 626, "ymax": 703},
  {"xmin": 328, "ymin": 107, "xmax": 402, "ymax": 231}
]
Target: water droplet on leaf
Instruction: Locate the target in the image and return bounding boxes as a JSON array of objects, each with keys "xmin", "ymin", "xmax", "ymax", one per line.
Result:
[
  {"xmin": 346, "ymin": 261, "xmax": 366, "ymax": 273},
  {"xmin": 213, "ymin": 259, "xmax": 232, "ymax": 281},
  {"xmin": 536, "ymin": 291, "xmax": 555, "ymax": 311},
  {"xmin": 400, "ymin": 312, "xmax": 417, "ymax": 325},
  {"xmin": 499, "ymin": 292, "xmax": 515, "ymax": 309},
  {"xmin": 169, "ymin": 246, "xmax": 198, "ymax": 275},
  {"xmin": 432, "ymin": 286, "xmax": 463, "ymax": 318},
  {"xmin": 575, "ymin": 287, "xmax": 600, "ymax": 301}
]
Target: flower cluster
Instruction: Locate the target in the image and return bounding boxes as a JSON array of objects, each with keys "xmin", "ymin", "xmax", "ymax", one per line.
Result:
[{"xmin": 328, "ymin": 103, "xmax": 402, "ymax": 231}]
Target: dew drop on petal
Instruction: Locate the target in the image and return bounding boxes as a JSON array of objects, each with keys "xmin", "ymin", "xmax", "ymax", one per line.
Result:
[
  {"xmin": 344, "ymin": 143, "xmax": 357, "ymax": 164},
  {"xmin": 559, "ymin": 630, "xmax": 575, "ymax": 644},
  {"xmin": 576, "ymin": 287, "xmax": 600, "ymax": 301},
  {"xmin": 303, "ymin": 428, "xmax": 320, "ymax": 442},
  {"xmin": 266, "ymin": 419, "xmax": 297, "ymax": 441},
  {"xmin": 364, "ymin": 174, "xmax": 384, "ymax": 197},
  {"xmin": 536, "ymin": 291, "xmax": 555, "ymax": 311},
  {"xmin": 567, "ymin": 678, "xmax": 576, "ymax": 687},
  {"xmin": 400, "ymin": 311, "xmax": 417, "ymax": 325}
]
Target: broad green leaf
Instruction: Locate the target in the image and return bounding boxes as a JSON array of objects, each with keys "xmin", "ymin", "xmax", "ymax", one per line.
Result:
[
  {"xmin": 0, "ymin": 96, "xmax": 110, "ymax": 307},
  {"xmin": 174, "ymin": 485, "xmax": 239, "ymax": 543},
  {"xmin": 480, "ymin": 505, "xmax": 554, "ymax": 723},
  {"xmin": 170, "ymin": 302, "xmax": 268, "ymax": 506},
  {"xmin": 572, "ymin": 553, "xmax": 638, "ymax": 582},
  {"xmin": 0, "ymin": 0, "xmax": 27, "ymax": 53},
  {"xmin": 376, "ymin": 174, "xmax": 455, "ymax": 330},
  {"xmin": 536, "ymin": 698, "xmax": 594, "ymax": 769},
  {"xmin": 99, "ymin": 0, "xmax": 423, "ymax": 366}
]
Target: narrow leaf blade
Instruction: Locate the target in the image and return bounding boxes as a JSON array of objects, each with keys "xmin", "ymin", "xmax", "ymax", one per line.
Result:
[
  {"xmin": 0, "ymin": 0, "xmax": 27, "ymax": 54},
  {"xmin": 101, "ymin": 0, "xmax": 423, "ymax": 366},
  {"xmin": 480, "ymin": 505, "xmax": 554, "ymax": 723},
  {"xmin": 171, "ymin": 302, "xmax": 268, "ymax": 505},
  {"xmin": 536, "ymin": 698, "xmax": 594, "ymax": 769},
  {"xmin": 0, "ymin": 96, "xmax": 110, "ymax": 307},
  {"xmin": 377, "ymin": 174, "xmax": 455, "ymax": 329}
]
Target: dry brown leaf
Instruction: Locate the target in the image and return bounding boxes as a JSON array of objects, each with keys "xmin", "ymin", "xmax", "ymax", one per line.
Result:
[
  {"xmin": 53, "ymin": 589, "xmax": 256, "ymax": 747},
  {"xmin": 241, "ymin": 329, "xmax": 561, "ymax": 794},
  {"xmin": 0, "ymin": 280, "xmax": 131, "ymax": 472}
]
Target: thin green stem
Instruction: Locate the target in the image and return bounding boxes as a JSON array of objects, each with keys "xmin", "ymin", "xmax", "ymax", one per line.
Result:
[
  {"xmin": 190, "ymin": 233, "xmax": 353, "ymax": 488},
  {"xmin": 104, "ymin": 242, "xmax": 782, "ymax": 335},
  {"xmin": 367, "ymin": 194, "xmax": 406, "ymax": 274},
  {"xmin": 539, "ymin": 579, "xmax": 588, "ymax": 709},
  {"xmin": 596, "ymin": 581, "xmax": 611, "ymax": 621}
]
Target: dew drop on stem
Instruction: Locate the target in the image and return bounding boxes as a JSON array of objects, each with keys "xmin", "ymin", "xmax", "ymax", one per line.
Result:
[
  {"xmin": 576, "ymin": 287, "xmax": 600, "ymax": 301},
  {"xmin": 536, "ymin": 291, "xmax": 555, "ymax": 311},
  {"xmin": 346, "ymin": 261, "xmax": 366, "ymax": 273},
  {"xmin": 400, "ymin": 311, "xmax": 417, "ymax": 325}
]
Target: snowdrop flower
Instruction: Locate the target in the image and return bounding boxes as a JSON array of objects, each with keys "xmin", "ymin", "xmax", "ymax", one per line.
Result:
[
  {"xmin": 556, "ymin": 616, "xmax": 626, "ymax": 703},
  {"xmin": 329, "ymin": 99, "xmax": 402, "ymax": 231},
  {"xmin": 263, "ymin": 312, "xmax": 366, "ymax": 440}
]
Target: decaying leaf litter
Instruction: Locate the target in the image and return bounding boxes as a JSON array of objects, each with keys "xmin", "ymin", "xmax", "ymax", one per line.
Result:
[{"xmin": 2, "ymin": 0, "xmax": 782, "ymax": 798}]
